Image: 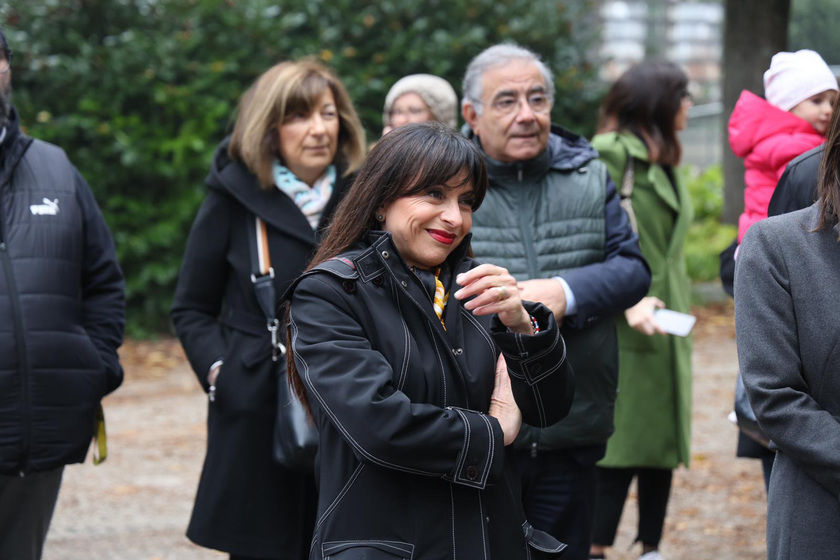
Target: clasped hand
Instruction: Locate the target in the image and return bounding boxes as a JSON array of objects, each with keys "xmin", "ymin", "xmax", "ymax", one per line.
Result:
[{"xmin": 454, "ymin": 264, "xmax": 531, "ymax": 334}]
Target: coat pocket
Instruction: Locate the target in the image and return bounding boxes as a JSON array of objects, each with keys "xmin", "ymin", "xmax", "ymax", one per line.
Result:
[
  {"xmin": 523, "ymin": 521, "xmax": 567, "ymax": 559},
  {"xmin": 322, "ymin": 539, "xmax": 414, "ymax": 559}
]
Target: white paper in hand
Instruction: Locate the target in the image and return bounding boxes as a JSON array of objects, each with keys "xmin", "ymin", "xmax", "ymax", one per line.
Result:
[{"xmin": 653, "ymin": 309, "xmax": 696, "ymax": 337}]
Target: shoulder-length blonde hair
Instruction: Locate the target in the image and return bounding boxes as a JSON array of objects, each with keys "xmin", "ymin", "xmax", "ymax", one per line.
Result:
[{"xmin": 228, "ymin": 59, "xmax": 366, "ymax": 190}]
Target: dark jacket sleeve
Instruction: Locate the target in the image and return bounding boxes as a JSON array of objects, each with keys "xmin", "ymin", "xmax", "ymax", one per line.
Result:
[
  {"xmin": 289, "ymin": 273, "xmax": 506, "ymax": 489},
  {"xmin": 75, "ymin": 168, "xmax": 125, "ymax": 395},
  {"xmin": 491, "ymin": 301, "xmax": 574, "ymax": 428},
  {"xmin": 767, "ymin": 148, "xmax": 821, "ymax": 218},
  {"xmin": 560, "ymin": 175, "xmax": 651, "ymax": 328},
  {"xmin": 170, "ymin": 191, "xmax": 231, "ymax": 391},
  {"xmin": 735, "ymin": 222, "xmax": 840, "ymax": 497}
]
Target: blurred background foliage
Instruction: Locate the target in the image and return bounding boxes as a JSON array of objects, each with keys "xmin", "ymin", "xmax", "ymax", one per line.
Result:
[
  {"xmin": 789, "ymin": 0, "xmax": 840, "ymax": 56},
  {"xmin": 681, "ymin": 164, "xmax": 735, "ymax": 284},
  {"xmin": 0, "ymin": 0, "xmax": 602, "ymax": 335}
]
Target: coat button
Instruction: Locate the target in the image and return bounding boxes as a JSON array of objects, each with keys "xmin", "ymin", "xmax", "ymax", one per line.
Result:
[
  {"xmin": 381, "ymin": 251, "xmax": 390, "ymax": 258},
  {"xmin": 342, "ymin": 280, "xmax": 356, "ymax": 294},
  {"xmin": 452, "ymin": 348, "xmax": 463, "ymax": 356},
  {"xmin": 466, "ymin": 465, "xmax": 479, "ymax": 480},
  {"xmin": 401, "ymin": 280, "xmax": 408, "ymax": 288},
  {"xmin": 373, "ymin": 276, "xmax": 384, "ymax": 287}
]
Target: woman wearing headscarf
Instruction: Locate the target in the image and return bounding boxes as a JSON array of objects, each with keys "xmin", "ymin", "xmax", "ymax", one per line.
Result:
[{"xmin": 382, "ymin": 73, "xmax": 459, "ymax": 135}]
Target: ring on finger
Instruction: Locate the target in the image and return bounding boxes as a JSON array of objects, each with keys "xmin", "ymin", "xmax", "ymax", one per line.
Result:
[{"xmin": 496, "ymin": 286, "xmax": 507, "ymax": 301}]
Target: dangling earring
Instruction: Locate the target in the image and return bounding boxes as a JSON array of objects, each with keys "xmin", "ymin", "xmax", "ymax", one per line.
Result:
[{"xmin": 376, "ymin": 214, "xmax": 385, "ymax": 222}]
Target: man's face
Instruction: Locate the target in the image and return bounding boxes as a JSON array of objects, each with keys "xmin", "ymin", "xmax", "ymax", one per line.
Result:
[{"xmin": 463, "ymin": 60, "xmax": 552, "ymax": 163}]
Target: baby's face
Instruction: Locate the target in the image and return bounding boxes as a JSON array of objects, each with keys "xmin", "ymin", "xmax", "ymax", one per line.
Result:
[{"xmin": 790, "ymin": 89, "xmax": 838, "ymax": 135}]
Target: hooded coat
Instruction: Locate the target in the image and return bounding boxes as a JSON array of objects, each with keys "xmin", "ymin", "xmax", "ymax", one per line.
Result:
[
  {"xmin": 170, "ymin": 138, "xmax": 350, "ymax": 558},
  {"xmin": 591, "ymin": 132, "xmax": 693, "ymax": 469},
  {"xmin": 728, "ymin": 90, "xmax": 825, "ymax": 242},
  {"xmin": 464, "ymin": 124, "xmax": 650, "ymax": 456}
]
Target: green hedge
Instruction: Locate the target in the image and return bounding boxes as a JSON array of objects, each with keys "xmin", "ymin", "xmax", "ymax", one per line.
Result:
[
  {"xmin": 681, "ymin": 164, "xmax": 737, "ymax": 283},
  {"xmin": 1, "ymin": 0, "xmax": 602, "ymax": 335}
]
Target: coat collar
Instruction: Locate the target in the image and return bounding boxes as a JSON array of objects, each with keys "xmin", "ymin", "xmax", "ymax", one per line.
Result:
[
  {"xmin": 462, "ymin": 123, "xmax": 599, "ymax": 183},
  {"xmin": 609, "ymin": 131, "xmax": 682, "ymax": 215},
  {"xmin": 206, "ymin": 137, "xmax": 349, "ymax": 246},
  {"xmin": 354, "ymin": 231, "xmax": 473, "ymax": 283}
]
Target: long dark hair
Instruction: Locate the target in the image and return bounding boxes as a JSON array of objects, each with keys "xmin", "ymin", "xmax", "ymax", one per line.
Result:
[
  {"xmin": 816, "ymin": 103, "xmax": 840, "ymax": 238},
  {"xmin": 286, "ymin": 122, "xmax": 489, "ymax": 409},
  {"xmin": 597, "ymin": 61, "xmax": 688, "ymax": 166}
]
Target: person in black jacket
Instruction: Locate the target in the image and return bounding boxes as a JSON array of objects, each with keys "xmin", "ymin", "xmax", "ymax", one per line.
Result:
[
  {"xmin": 0, "ymin": 29, "xmax": 125, "ymax": 560},
  {"xmin": 767, "ymin": 144, "xmax": 824, "ymax": 217},
  {"xmin": 171, "ymin": 60, "xmax": 366, "ymax": 560},
  {"xmin": 285, "ymin": 123, "xmax": 575, "ymax": 559}
]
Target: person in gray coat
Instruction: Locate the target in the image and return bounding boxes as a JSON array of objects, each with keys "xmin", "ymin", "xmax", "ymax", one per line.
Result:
[{"xmin": 735, "ymin": 96, "xmax": 840, "ymax": 559}]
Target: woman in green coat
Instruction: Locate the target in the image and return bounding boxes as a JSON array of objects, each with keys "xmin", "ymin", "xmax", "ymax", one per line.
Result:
[{"xmin": 589, "ymin": 62, "xmax": 694, "ymax": 560}]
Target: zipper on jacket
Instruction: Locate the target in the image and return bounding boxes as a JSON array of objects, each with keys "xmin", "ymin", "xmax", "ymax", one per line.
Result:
[
  {"xmin": 515, "ymin": 164, "xmax": 539, "ymax": 279},
  {"xmin": 0, "ymin": 203, "xmax": 33, "ymax": 474}
]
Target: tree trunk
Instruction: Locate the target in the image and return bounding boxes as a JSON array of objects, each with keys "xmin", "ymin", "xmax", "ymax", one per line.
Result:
[{"xmin": 722, "ymin": 0, "xmax": 790, "ymax": 224}]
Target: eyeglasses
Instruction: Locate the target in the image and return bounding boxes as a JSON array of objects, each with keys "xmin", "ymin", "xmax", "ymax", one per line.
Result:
[
  {"xmin": 0, "ymin": 50, "xmax": 12, "ymax": 74},
  {"xmin": 390, "ymin": 106, "xmax": 430, "ymax": 119},
  {"xmin": 485, "ymin": 92, "xmax": 553, "ymax": 116}
]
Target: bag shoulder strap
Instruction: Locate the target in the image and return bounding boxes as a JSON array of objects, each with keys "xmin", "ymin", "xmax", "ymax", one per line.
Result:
[
  {"xmin": 246, "ymin": 214, "xmax": 285, "ymax": 359},
  {"xmin": 618, "ymin": 148, "xmax": 639, "ymax": 234}
]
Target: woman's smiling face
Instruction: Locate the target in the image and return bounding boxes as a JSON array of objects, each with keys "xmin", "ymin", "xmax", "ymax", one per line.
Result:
[{"xmin": 380, "ymin": 175, "xmax": 475, "ymax": 270}]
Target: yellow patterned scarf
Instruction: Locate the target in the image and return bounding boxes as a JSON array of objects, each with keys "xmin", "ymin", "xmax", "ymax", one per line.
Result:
[{"xmin": 433, "ymin": 267, "xmax": 449, "ymax": 330}]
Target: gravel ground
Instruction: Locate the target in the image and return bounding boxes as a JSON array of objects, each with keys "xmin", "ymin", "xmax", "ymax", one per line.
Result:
[{"xmin": 43, "ymin": 303, "xmax": 767, "ymax": 560}]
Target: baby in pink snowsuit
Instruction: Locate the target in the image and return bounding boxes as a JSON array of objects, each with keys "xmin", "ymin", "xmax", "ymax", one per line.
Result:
[{"xmin": 729, "ymin": 49, "xmax": 838, "ymax": 243}]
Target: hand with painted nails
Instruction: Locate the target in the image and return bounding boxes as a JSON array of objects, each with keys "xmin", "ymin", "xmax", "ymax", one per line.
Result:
[{"xmin": 454, "ymin": 264, "xmax": 531, "ymax": 334}]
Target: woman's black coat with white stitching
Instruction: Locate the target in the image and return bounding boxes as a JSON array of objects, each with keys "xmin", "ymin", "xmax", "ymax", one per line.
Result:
[{"xmin": 286, "ymin": 231, "xmax": 575, "ymax": 560}]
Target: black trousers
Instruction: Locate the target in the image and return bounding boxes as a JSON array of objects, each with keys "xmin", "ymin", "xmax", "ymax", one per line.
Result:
[
  {"xmin": 0, "ymin": 466, "xmax": 64, "ymax": 560},
  {"xmin": 517, "ymin": 445, "xmax": 606, "ymax": 560},
  {"xmin": 591, "ymin": 466, "xmax": 673, "ymax": 548}
]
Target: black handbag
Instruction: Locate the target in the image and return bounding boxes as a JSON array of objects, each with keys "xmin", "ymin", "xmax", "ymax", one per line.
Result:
[
  {"xmin": 734, "ymin": 373, "xmax": 771, "ymax": 449},
  {"xmin": 246, "ymin": 214, "xmax": 318, "ymax": 472}
]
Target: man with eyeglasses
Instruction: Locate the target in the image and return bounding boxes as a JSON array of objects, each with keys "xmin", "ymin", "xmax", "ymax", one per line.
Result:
[
  {"xmin": 0, "ymin": 28, "xmax": 125, "ymax": 560},
  {"xmin": 461, "ymin": 44, "xmax": 650, "ymax": 560}
]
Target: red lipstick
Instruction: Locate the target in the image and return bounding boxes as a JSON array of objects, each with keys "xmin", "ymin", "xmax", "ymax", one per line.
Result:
[{"xmin": 427, "ymin": 229, "xmax": 456, "ymax": 245}]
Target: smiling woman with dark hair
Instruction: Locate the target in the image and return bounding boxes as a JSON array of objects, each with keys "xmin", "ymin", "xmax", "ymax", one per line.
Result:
[{"xmin": 284, "ymin": 122, "xmax": 575, "ymax": 560}]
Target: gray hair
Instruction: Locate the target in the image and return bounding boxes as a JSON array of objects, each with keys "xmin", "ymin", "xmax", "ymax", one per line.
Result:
[{"xmin": 461, "ymin": 44, "xmax": 555, "ymax": 114}]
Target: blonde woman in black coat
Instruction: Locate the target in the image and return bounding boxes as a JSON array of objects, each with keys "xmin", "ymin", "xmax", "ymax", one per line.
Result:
[
  {"xmin": 171, "ymin": 60, "xmax": 365, "ymax": 560},
  {"xmin": 285, "ymin": 123, "xmax": 575, "ymax": 559}
]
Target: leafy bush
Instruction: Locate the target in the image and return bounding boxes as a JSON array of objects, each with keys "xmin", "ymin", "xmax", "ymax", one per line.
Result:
[
  {"xmin": 1, "ymin": 0, "xmax": 602, "ymax": 335},
  {"xmin": 680, "ymin": 164, "xmax": 737, "ymax": 282}
]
